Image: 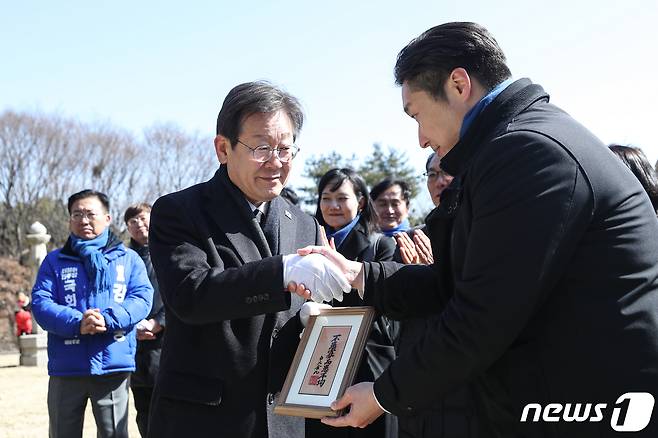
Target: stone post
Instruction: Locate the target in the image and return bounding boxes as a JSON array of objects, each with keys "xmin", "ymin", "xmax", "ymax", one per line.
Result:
[
  {"xmin": 20, "ymin": 221, "xmax": 50, "ymax": 366},
  {"xmin": 25, "ymin": 221, "xmax": 51, "ymax": 290}
]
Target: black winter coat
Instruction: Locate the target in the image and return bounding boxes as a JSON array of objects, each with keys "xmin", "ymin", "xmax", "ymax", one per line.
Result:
[
  {"xmin": 368, "ymin": 79, "xmax": 658, "ymax": 437},
  {"xmin": 129, "ymin": 239, "xmax": 165, "ymax": 388},
  {"xmin": 148, "ymin": 166, "xmax": 321, "ymax": 438},
  {"xmin": 394, "ymin": 226, "xmax": 481, "ymax": 438}
]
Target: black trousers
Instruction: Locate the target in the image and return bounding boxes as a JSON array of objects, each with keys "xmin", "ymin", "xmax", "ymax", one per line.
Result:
[{"xmin": 132, "ymin": 385, "xmax": 153, "ymax": 438}]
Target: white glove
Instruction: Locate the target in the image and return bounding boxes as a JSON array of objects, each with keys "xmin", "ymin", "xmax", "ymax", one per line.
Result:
[
  {"xmin": 282, "ymin": 253, "xmax": 351, "ymax": 303},
  {"xmin": 300, "ymin": 301, "xmax": 332, "ymax": 327}
]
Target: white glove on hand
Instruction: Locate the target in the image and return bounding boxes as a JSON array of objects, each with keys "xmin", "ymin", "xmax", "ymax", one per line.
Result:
[
  {"xmin": 283, "ymin": 253, "xmax": 351, "ymax": 303},
  {"xmin": 300, "ymin": 301, "xmax": 332, "ymax": 328}
]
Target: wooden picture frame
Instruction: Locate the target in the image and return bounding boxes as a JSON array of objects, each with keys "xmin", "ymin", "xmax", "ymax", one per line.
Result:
[{"xmin": 273, "ymin": 306, "xmax": 375, "ymax": 419}]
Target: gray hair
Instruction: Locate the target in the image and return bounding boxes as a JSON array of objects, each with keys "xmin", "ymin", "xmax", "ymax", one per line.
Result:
[{"xmin": 215, "ymin": 81, "xmax": 304, "ymax": 147}]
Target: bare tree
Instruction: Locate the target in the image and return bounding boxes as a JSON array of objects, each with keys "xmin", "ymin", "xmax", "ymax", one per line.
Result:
[
  {"xmin": 143, "ymin": 122, "xmax": 216, "ymax": 199},
  {"xmin": 0, "ymin": 111, "xmax": 83, "ymax": 255},
  {"xmin": 78, "ymin": 122, "xmax": 147, "ymax": 230},
  {"xmin": 0, "ymin": 111, "xmax": 218, "ymax": 257}
]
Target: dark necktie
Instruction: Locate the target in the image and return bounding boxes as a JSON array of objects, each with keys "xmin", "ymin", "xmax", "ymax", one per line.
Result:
[
  {"xmin": 259, "ymin": 207, "xmax": 279, "ymax": 255},
  {"xmin": 254, "ymin": 208, "xmax": 279, "ymax": 255},
  {"xmin": 253, "ymin": 209, "xmax": 264, "ymax": 225}
]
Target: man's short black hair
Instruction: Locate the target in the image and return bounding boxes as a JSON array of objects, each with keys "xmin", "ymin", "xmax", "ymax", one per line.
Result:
[
  {"xmin": 370, "ymin": 178, "xmax": 412, "ymax": 206},
  {"xmin": 395, "ymin": 22, "xmax": 512, "ymax": 100},
  {"xmin": 216, "ymin": 81, "xmax": 304, "ymax": 148},
  {"xmin": 67, "ymin": 189, "xmax": 110, "ymax": 214}
]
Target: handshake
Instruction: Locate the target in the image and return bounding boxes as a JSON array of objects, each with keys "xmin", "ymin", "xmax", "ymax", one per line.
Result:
[{"xmin": 282, "ymin": 246, "xmax": 363, "ymax": 304}]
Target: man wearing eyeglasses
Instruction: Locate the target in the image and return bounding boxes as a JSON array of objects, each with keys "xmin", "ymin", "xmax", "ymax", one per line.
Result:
[
  {"xmin": 395, "ymin": 152, "xmax": 455, "ymax": 266},
  {"xmin": 147, "ymin": 81, "xmax": 343, "ymax": 438},
  {"xmin": 123, "ymin": 203, "xmax": 164, "ymax": 438},
  {"xmin": 424, "ymin": 152, "xmax": 454, "ymax": 208},
  {"xmin": 31, "ymin": 189, "xmax": 153, "ymax": 438}
]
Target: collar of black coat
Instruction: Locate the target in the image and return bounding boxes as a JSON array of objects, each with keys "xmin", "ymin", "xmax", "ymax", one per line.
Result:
[
  {"xmin": 440, "ymin": 78, "xmax": 549, "ymax": 177},
  {"xmin": 204, "ymin": 166, "xmax": 266, "ymax": 261},
  {"xmin": 204, "ymin": 165, "xmax": 299, "ymax": 261},
  {"xmin": 210, "ymin": 165, "xmax": 264, "ymax": 224},
  {"xmin": 129, "ymin": 238, "xmax": 149, "ymax": 255},
  {"xmin": 336, "ymin": 220, "xmax": 370, "ymax": 258},
  {"xmin": 60, "ymin": 229, "xmax": 123, "ymax": 257}
]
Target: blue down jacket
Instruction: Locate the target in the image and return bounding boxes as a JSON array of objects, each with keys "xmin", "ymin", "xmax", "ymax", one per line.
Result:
[{"xmin": 32, "ymin": 233, "xmax": 153, "ymax": 376}]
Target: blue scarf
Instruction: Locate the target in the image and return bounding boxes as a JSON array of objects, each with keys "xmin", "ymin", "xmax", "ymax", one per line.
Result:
[
  {"xmin": 381, "ymin": 218, "xmax": 410, "ymax": 237},
  {"xmin": 460, "ymin": 78, "xmax": 515, "ymax": 138},
  {"xmin": 70, "ymin": 228, "xmax": 112, "ymax": 295},
  {"xmin": 325, "ymin": 215, "xmax": 361, "ymax": 249}
]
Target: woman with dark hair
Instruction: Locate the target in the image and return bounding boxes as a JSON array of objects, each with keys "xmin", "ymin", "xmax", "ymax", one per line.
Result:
[
  {"xmin": 316, "ymin": 168, "xmax": 380, "ymax": 243},
  {"xmin": 308, "ymin": 168, "xmax": 398, "ymax": 438},
  {"xmin": 609, "ymin": 144, "xmax": 658, "ymax": 212}
]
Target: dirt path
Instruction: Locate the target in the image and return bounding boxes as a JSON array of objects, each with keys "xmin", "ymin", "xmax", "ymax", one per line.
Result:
[{"xmin": 0, "ymin": 354, "xmax": 140, "ymax": 438}]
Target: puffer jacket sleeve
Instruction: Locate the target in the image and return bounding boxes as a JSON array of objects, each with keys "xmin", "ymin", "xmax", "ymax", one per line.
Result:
[
  {"xmin": 101, "ymin": 250, "xmax": 153, "ymax": 332},
  {"xmin": 31, "ymin": 253, "xmax": 84, "ymax": 338}
]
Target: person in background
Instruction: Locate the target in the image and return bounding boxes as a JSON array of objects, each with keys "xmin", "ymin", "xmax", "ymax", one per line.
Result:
[
  {"xmin": 424, "ymin": 151, "xmax": 454, "ymax": 208},
  {"xmin": 309, "ymin": 168, "xmax": 398, "ymax": 438},
  {"xmin": 370, "ymin": 179, "xmax": 412, "ymax": 237},
  {"xmin": 609, "ymin": 144, "xmax": 658, "ymax": 213},
  {"xmin": 15, "ymin": 291, "xmax": 33, "ymax": 336},
  {"xmin": 123, "ymin": 203, "xmax": 164, "ymax": 438},
  {"xmin": 280, "ymin": 186, "xmax": 300, "ymax": 205},
  {"xmin": 395, "ymin": 152, "xmax": 453, "ymax": 265},
  {"xmin": 32, "ymin": 189, "xmax": 152, "ymax": 438}
]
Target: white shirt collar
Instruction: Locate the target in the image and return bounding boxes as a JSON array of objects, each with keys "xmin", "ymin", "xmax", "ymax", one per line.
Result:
[{"xmin": 247, "ymin": 200, "xmax": 269, "ymax": 216}]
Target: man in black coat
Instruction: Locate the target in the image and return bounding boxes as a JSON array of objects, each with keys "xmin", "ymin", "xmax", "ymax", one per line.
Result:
[
  {"xmin": 124, "ymin": 203, "xmax": 164, "ymax": 438},
  {"xmin": 147, "ymin": 81, "xmax": 337, "ymax": 438},
  {"xmin": 295, "ymin": 23, "xmax": 658, "ymax": 437}
]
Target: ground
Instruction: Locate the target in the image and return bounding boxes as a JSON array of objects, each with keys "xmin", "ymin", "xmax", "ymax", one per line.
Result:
[{"xmin": 0, "ymin": 353, "xmax": 141, "ymax": 438}]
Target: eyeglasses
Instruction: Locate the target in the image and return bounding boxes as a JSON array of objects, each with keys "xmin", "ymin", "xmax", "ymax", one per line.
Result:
[
  {"xmin": 70, "ymin": 211, "xmax": 103, "ymax": 222},
  {"xmin": 127, "ymin": 215, "xmax": 148, "ymax": 227},
  {"xmin": 423, "ymin": 170, "xmax": 450, "ymax": 180},
  {"xmin": 237, "ymin": 140, "xmax": 299, "ymax": 163}
]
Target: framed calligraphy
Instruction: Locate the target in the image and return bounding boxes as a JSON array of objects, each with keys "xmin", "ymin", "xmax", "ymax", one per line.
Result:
[{"xmin": 273, "ymin": 306, "xmax": 375, "ymax": 419}]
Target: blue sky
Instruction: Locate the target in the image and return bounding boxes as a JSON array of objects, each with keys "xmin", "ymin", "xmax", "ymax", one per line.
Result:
[{"xmin": 2, "ymin": 0, "xmax": 657, "ymax": 210}]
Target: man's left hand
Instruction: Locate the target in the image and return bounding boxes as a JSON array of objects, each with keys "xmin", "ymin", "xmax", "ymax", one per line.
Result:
[
  {"xmin": 136, "ymin": 318, "xmax": 163, "ymax": 340},
  {"xmin": 321, "ymin": 382, "xmax": 384, "ymax": 428}
]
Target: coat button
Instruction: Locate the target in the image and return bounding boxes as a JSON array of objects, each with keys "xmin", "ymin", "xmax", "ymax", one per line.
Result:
[{"xmin": 267, "ymin": 393, "xmax": 275, "ymax": 405}]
